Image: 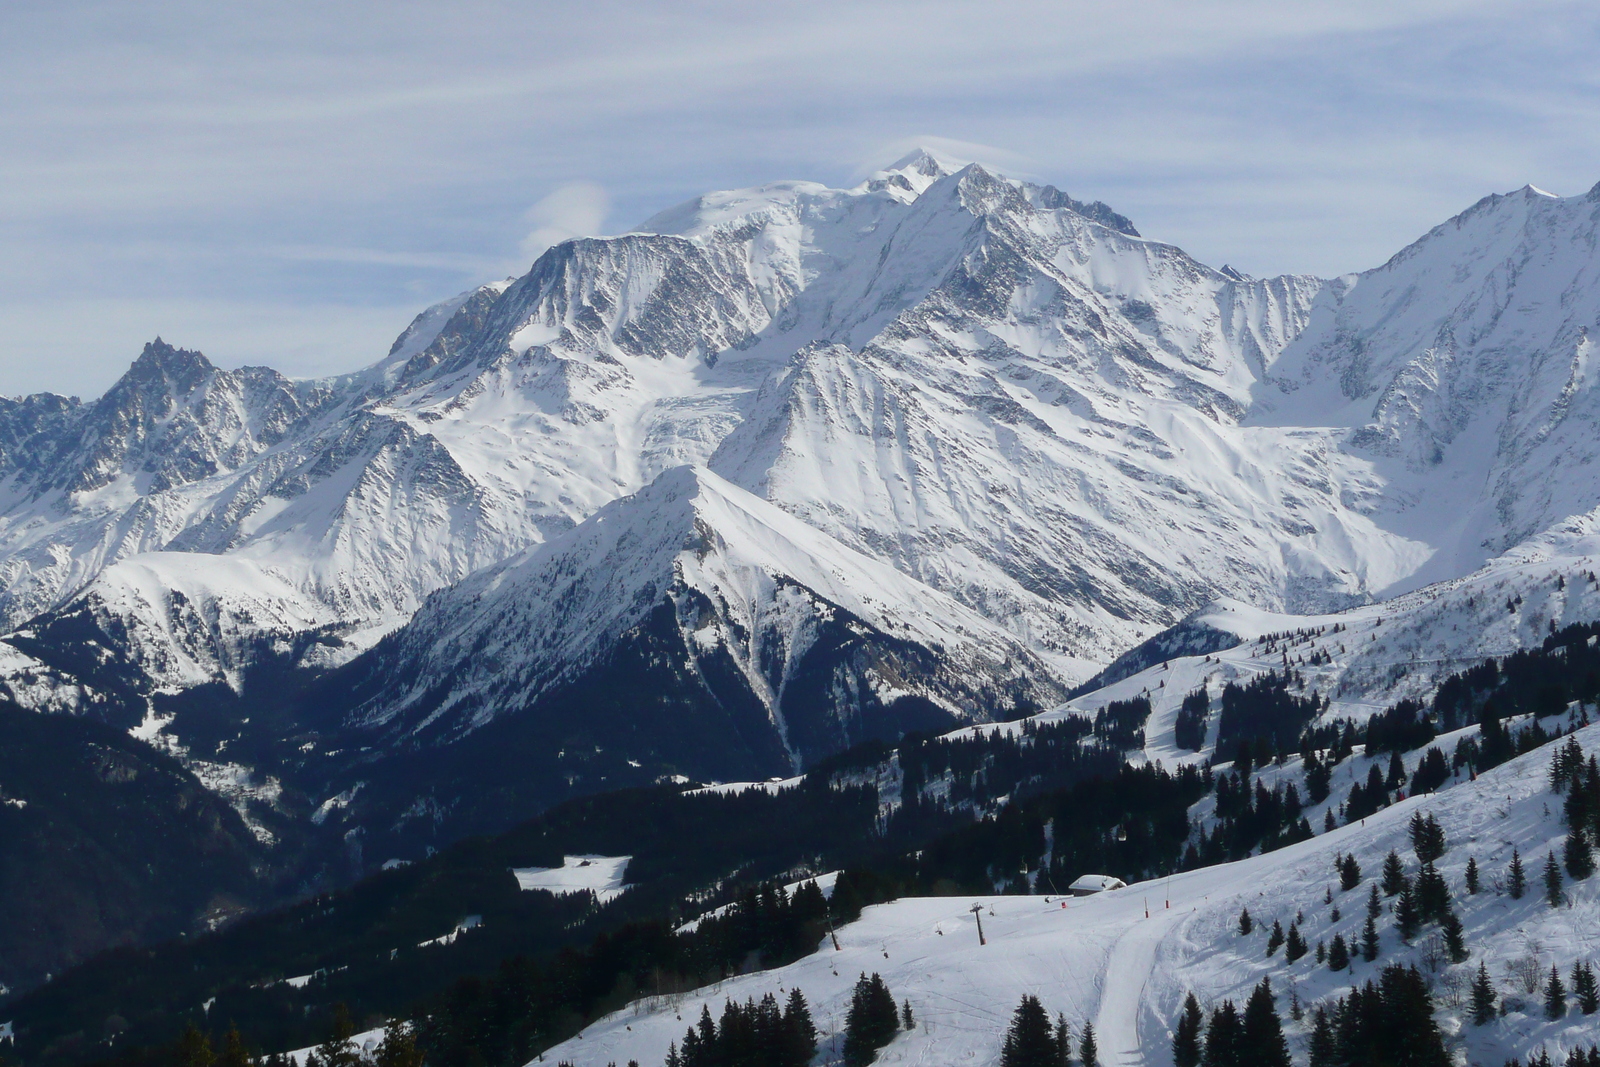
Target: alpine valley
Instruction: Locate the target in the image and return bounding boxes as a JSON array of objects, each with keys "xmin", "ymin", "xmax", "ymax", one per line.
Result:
[{"xmin": 8, "ymin": 151, "xmax": 1600, "ymax": 1067}]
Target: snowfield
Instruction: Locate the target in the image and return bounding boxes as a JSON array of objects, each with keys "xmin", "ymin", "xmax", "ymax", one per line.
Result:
[
  {"xmin": 512, "ymin": 856, "xmax": 632, "ymax": 904},
  {"xmin": 15, "ymin": 156, "xmax": 1600, "ymax": 744},
  {"xmin": 540, "ymin": 723, "xmax": 1600, "ymax": 1067}
]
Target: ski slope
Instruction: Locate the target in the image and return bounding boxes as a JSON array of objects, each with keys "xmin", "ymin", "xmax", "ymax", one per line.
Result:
[{"xmin": 539, "ymin": 722, "xmax": 1600, "ymax": 1067}]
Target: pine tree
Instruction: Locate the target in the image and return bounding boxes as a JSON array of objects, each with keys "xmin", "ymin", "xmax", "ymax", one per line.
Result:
[
  {"xmin": 316, "ymin": 1005, "xmax": 362, "ymax": 1067},
  {"xmin": 1201, "ymin": 1003, "xmax": 1239, "ymax": 1067},
  {"xmin": 218, "ymin": 1026, "xmax": 250, "ymax": 1067},
  {"xmin": 1387, "ymin": 750, "xmax": 1406, "ymax": 790},
  {"xmin": 1471, "ymin": 962, "xmax": 1498, "ymax": 1025},
  {"xmin": 1367, "ymin": 882, "xmax": 1382, "ymax": 920},
  {"xmin": 1285, "ymin": 922, "xmax": 1307, "ymax": 963},
  {"xmin": 1172, "ymin": 993, "xmax": 1204, "ymax": 1067},
  {"xmin": 843, "ymin": 973, "xmax": 899, "ymax": 1067},
  {"xmin": 1328, "ymin": 933, "xmax": 1350, "ymax": 971},
  {"xmin": 783, "ymin": 988, "xmax": 817, "ymax": 1067},
  {"xmin": 1239, "ymin": 907, "xmax": 1253, "ymax": 935},
  {"xmin": 1308, "ymin": 1007, "xmax": 1335, "ymax": 1067},
  {"xmin": 1362, "ymin": 913, "xmax": 1380, "ymax": 962},
  {"xmin": 1324, "ymin": 809, "xmax": 1337, "ymax": 834},
  {"xmin": 1240, "ymin": 978, "xmax": 1291, "ymax": 1067},
  {"xmin": 1415, "ymin": 862, "xmax": 1451, "ymax": 923},
  {"xmin": 1382, "ymin": 850, "xmax": 1407, "ymax": 896},
  {"xmin": 174, "ymin": 1025, "xmax": 215, "ymax": 1067},
  {"xmin": 373, "ymin": 1022, "xmax": 423, "ymax": 1067},
  {"xmin": 1080, "ymin": 1021, "xmax": 1099, "ymax": 1067},
  {"xmin": 1567, "ymin": 827, "xmax": 1595, "ymax": 879},
  {"xmin": 1266, "ymin": 920, "xmax": 1284, "ymax": 956},
  {"xmin": 1442, "ymin": 910, "xmax": 1468, "ymax": 964},
  {"xmin": 1573, "ymin": 961, "xmax": 1599, "ymax": 1015},
  {"xmin": 1315, "ymin": 939, "xmax": 1326, "ymax": 964},
  {"xmin": 1340, "ymin": 853, "xmax": 1362, "ymax": 891},
  {"xmin": 1546, "ymin": 850, "xmax": 1565, "ymax": 907},
  {"xmin": 1547, "ymin": 965, "xmax": 1569, "ymax": 1020},
  {"xmin": 901, "ymin": 1000, "xmax": 915, "ymax": 1032},
  {"xmin": 1000, "ymin": 995, "xmax": 1058, "ymax": 1067},
  {"xmin": 1395, "ymin": 884, "xmax": 1420, "ymax": 942},
  {"xmin": 1465, "ymin": 856, "xmax": 1480, "ymax": 895},
  {"xmin": 1410, "ymin": 813, "xmax": 1447, "ymax": 862},
  {"xmin": 1054, "ymin": 1015, "xmax": 1071, "ymax": 1067},
  {"xmin": 1510, "ymin": 848, "xmax": 1527, "ymax": 899}
]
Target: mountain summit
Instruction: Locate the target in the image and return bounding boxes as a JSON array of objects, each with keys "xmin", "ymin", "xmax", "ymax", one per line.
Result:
[{"xmin": 6, "ymin": 165, "xmax": 1600, "ymax": 853}]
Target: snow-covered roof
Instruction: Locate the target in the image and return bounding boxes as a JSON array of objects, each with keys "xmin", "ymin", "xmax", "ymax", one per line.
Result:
[{"xmin": 1067, "ymin": 874, "xmax": 1126, "ymax": 893}]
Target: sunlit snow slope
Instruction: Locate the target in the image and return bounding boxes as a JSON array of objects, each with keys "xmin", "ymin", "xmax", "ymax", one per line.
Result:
[
  {"xmin": 7, "ymin": 154, "xmax": 1600, "ymax": 792},
  {"xmin": 543, "ymin": 722, "xmax": 1600, "ymax": 1067}
]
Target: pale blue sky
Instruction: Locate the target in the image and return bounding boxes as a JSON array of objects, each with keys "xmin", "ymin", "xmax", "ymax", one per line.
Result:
[{"xmin": 4, "ymin": 0, "xmax": 1599, "ymax": 396}]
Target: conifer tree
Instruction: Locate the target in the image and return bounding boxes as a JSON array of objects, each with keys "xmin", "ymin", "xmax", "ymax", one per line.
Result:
[
  {"xmin": 1285, "ymin": 922, "xmax": 1307, "ymax": 963},
  {"xmin": 1308, "ymin": 1007, "xmax": 1335, "ymax": 1067},
  {"xmin": 1367, "ymin": 882, "xmax": 1382, "ymax": 921},
  {"xmin": 1315, "ymin": 940, "xmax": 1326, "ymax": 964},
  {"xmin": 1324, "ymin": 809, "xmax": 1337, "ymax": 834},
  {"xmin": 1201, "ymin": 1003, "xmax": 1239, "ymax": 1067},
  {"xmin": 174, "ymin": 1025, "xmax": 215, "ymax": 1067},
  {"xmin": 1000, "ymin": 995, "xmax": 1058, "ymax": 1067},
  {"xmin": 1567, "ymin": 827, "xmax": 1595, "ymax": 879},
  {"xmin": 1510, "ymin": 848, "xmax": 1527, "ymax": 899},
  {"xmin": 1240, "ymin": 978, "xmax": 1290, "ymax": 1067},
  {"xmin": 1382, "ymin": 850, "xmax": 1407, "ymax": 896},
  {"xmin": 1362, "ymin": 913, "xmax": 1380, "ymax": 962},
  {"xmin": 784, "ymin": 988, "xmax": 818, "ymax": 1067},
  {"xmin": 1080, "ymin": 1021, "xmax": 1099, "ymax": 1067},
  {"xmin": 1546, "ymin": 850, "xmax": 1565, "ymax": 907},
  {"xmin": 1442, "ymin": 910, "xmax": 1468, "ymax": 964},
  {"xmin": 1328, "ymin": 933, "xmax": 1350, "ymax": 971},
  {"xmin": 316, "ymin": 1005, "xmax": 362, "ymax": 1067},
  {"xmin": 218, "ymin": 1026, "xmax": 250, "ymax": 1067},
  {"xmin": 1410, "ymin": 813, "xmax": 1447, "ymax": 862},
  {"xmin": 374, "ymin": 1022, "xmax": 423, "ymax": 1067},
  {"xmin": 1054, "ymin": 1015, "xmax": 1071, "ymax": 1067},
  {"xmin": 1387, "ymin": 750, "xmax": 1406, "ymax": 790},
  {"xmin": 1338, "ymin": 853, "xmax": 1361, "ymax": 891},
  {"xmin": 1465, "ymin": 856, "xmax": 1480, "ymax": 895},
  {"xmin": 1547, "ymin": 965, "xmax": 1568, "ymax": 1020},
  {"xmin": 1573, "ymin": 961, "xmax": 1599, "ymax": 1015},
  {"xmin": 1238, "ymin": 907, "xmax": 1253, "ymax": 935},
  {"xmin": 1172, "ymin": 993, "xmax": 1203, "ymax": 1067},
  {"xmin": 1415, "ymin": 862, "xmax": 1451, "ymax": 923},
  {"xmin": 1266, "ymin": 920, "xmax": 1284, "ymax": 956},
  {"xmin": 843, "ymin": 974, "xmax": 899, "ymax": 1067},
  {"xmin": 1395, "ymin": 884, "xmax": 1421, "ymax": 942},
  {"xmin": 1471, "ymin": 962, "xmax": 1498, "ymax": 1025},
  {"xmin": 901, "ymin": 1000, "xmax": 914, "ymax": 1031}
]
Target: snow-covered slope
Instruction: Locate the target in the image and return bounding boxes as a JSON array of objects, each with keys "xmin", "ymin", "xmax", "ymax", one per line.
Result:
[
  {"xmin": 540, "ymin": 721, "xmax": 1600, "ymax": 1067},
  {"xmin": 0, "ymin": 153, "xmax": 1421, "ymax": 705},
  {"xmin": 9, "ymin": 156, "xmax": 1600, "ymax": 833},
  {"xmin": 328, "ymin": 467, "xmax": 1062, "ymax": 777},
  {"xmin": 1254, "ymin": 181, "xmax": 1600, "ymax": 593},
  {"xmin": 1064, "ymin": 505, "xmax": 1600, "ymax": 761}
]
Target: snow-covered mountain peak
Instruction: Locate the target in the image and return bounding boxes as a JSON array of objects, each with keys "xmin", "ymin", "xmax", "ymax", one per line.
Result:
[{"xmin": 1245, "ymin": 174, "xmax": 1600, "ymax": 588}]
